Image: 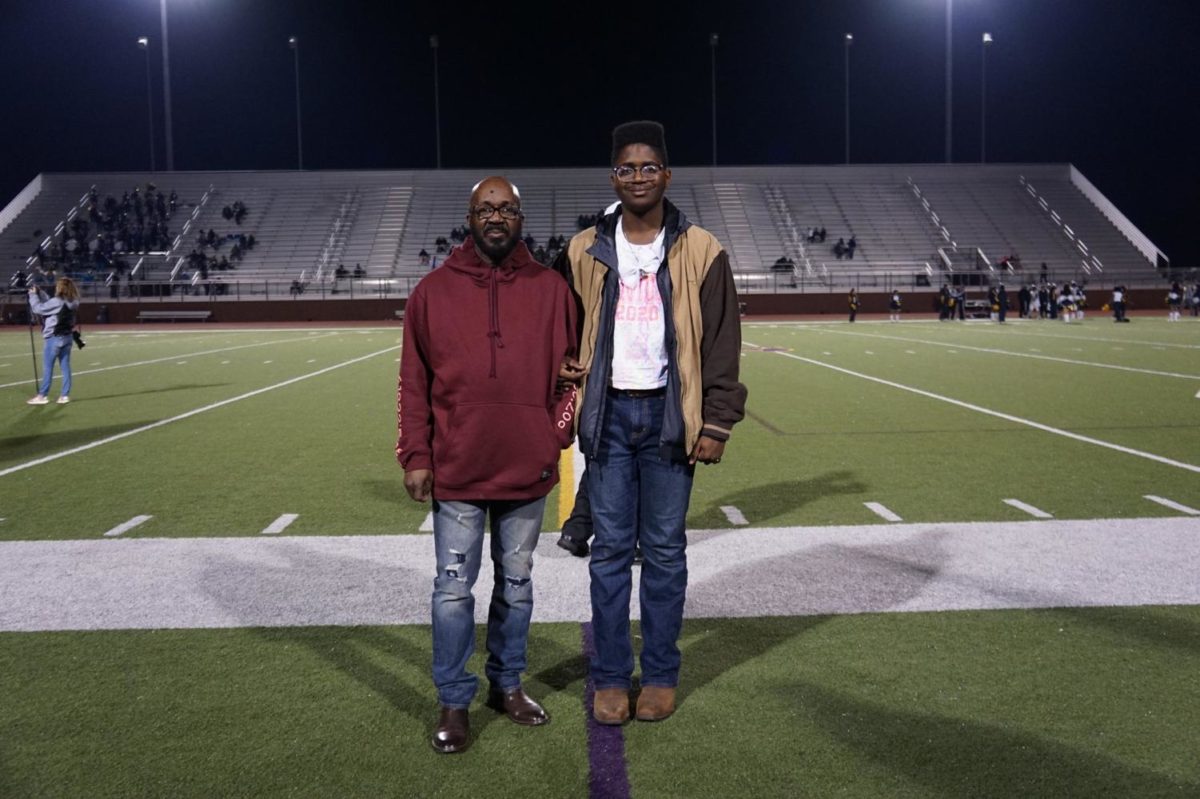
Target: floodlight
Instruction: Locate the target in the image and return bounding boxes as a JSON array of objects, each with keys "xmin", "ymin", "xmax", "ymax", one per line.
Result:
[
  {"xmin": 288, "ymin": 35, "xmax": 298, "ymax": 48},
  {"xmin": 137, "ymin": 36, "xmax": 149, "ymax": 48},
  {"xmin": 845, "ymin": 32, "xmax": 854, "ymax": 43},
  {"xmin": 983, "ymin": 32, "xmax": 993, "ymax": 44}
]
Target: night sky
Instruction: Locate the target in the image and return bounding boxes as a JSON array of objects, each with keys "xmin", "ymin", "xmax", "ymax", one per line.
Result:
[{"xmin": 2, "ymin": 1, "xmax": 1197, "ymax": 266}]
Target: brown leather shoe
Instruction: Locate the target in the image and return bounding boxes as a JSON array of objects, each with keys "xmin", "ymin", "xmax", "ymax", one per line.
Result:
[
  {"xmin": 635, "ymin": 686, "xmax": 676, "ymax": 722},
  {"xmin": 431, "ymin": 707, "xmax": 470, "ymax": 753},
  {"xmin": 486, "ymin": 685, "xmax": 550, "ymax": 726},
  {"xmin": 592, "ymin": 688, "xmax": 630, "ymax": 725}
]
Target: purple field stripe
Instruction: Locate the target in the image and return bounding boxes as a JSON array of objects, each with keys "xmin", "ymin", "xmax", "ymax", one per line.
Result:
[{"xmin": 582, "ymin": 622, "xmax": 631, "ymax": 799}]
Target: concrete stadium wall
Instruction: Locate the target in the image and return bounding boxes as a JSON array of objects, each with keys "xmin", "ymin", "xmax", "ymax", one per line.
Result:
[{"xmin": 64, "ymin": 289, "xmax": 1170, "ymax": 325}]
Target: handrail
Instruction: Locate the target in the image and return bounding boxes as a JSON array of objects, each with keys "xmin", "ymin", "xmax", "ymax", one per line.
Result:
[
  {"xmin": 0, "ymin": 174, "xmax": 43, "ymax": 238},
  {"xmin": 1019, "ymin": 175, "xmax": 1102, "ymax": 277},
  {"xmin": 1068, "ymin": 165, "xmax": 1167, "ymax": 269}
]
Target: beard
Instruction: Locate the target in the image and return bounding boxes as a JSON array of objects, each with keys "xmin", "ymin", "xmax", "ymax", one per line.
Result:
[{"xmin": 471, "ymin": 223, "xmax": 518, "ymax": 264}]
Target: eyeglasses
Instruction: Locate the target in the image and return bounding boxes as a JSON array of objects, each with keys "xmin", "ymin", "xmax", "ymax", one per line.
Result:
[
  {"xmin": 470, "ymin": 203, "xmax": 523, "ymax": 221},
  {"xmin": 612, "ymin": 163, "xmax": 665, "ymax": 181}
]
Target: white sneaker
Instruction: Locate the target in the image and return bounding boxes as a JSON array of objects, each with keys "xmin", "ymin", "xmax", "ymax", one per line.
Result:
[
  {"xmin": 26, "ymin": 395, "xmax": 49, "ymax": 405},
  {"xmin": 56, "ymin": 396, "xmax": 70, "ymax": 404}
]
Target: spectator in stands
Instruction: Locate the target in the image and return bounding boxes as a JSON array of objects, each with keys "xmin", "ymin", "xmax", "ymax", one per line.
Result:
[
  {"xmin": 25, "ymin": 277, "xmax": 81, "ymax": 406},
  {"xmin": 335, "ymin": 263, "xmax": 349, "ymax": 278},
  {"xmin": 847, "ymin": 236, "xmax": 857, "ymax": 259},
  {"xmin": 833, "ymin": 238, "xmax": 846, "ymax": 259},
  {"xmin": 818, "ymin": 227, "xmax": 826, "ymax": 243},
  {"xmin": 353, "ymin": 264, "xmax": 365, "ymax": 278},
  {"xmin": 419, "ymin": 249, "xmax": 431, "ymax": 267},
  {"xmin": 848, "ymin": 288, "xmax": 859, "ymax": 322}
]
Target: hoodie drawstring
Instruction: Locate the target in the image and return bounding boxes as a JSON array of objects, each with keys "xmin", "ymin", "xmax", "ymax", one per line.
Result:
[{"xmin": 487, "ymin": 267, "xmax": 504, "ymax": 377}]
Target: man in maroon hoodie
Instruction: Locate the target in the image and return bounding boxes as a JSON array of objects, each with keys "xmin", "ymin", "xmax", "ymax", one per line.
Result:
[{"xmin": 396, "ymin": 176, "xmax": 577, "ymax": 754}]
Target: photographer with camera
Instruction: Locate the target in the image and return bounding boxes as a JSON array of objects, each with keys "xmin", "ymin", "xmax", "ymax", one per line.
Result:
[{"xmin": 26, "ymin": 277, "xmax": 82, "ymax": 406}]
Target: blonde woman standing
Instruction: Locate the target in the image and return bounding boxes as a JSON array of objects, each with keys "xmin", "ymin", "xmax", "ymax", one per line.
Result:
[{"xmin": 26, "ymin": 277, "xmax": 81, "ymax": 405}]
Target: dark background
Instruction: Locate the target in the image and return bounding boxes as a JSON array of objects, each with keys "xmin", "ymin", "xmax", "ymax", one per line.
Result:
[{"xmin": 2, "ymin": 1, "xmax": 1196, "ymax": 265}]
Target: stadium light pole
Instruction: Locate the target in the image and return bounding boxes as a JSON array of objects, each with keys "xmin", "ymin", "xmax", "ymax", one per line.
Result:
[
  {"xmin": 709, "ymin": 33, "xmax": 719, "ymax": 166},
  {"xmin": 289, "ymin": 36, "xmax": 304, "ymax": 170},
  {"xmin": 981, "ymin": 32, "xmax": 992, "ymax": 163},
  {"xmin": 160, "ymin": 0, "xmax": 174, "ymax": 171},
  {"xmin": 137, "ymin": 37, "xmax": 155, "ymax": 172},
  {"xmin": 944, "ymin": 0, "xmax": 953, "ymax": 163},
  {"xmin": 431, "ymin": 35, "xmax": 442, "ymax": 169},
  {"xmin": 844, "ymin": 33, "xmax": 853, "ymax": 165}
]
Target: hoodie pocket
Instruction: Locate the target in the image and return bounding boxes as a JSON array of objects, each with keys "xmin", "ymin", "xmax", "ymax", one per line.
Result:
[{"xmin": 437, "ymin": 402, "xmax": 559, "ymax": 491}]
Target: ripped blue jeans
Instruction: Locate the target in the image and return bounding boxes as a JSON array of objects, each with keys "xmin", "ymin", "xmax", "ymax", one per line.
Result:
[{"xmin": 430, "ymin": 497, "xmax": 545, "ymax": 708}]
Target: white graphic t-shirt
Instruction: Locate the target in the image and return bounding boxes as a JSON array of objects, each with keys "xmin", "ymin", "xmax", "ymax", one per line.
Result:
[{"xmin": 611, "ymin": 219, "xmax": 668, "ymax": 390}]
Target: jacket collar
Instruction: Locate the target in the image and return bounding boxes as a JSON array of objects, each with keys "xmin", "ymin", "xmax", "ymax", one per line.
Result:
[{"xmin": 586, "ymin": 197, "xmax": 691, "ymax": 270}]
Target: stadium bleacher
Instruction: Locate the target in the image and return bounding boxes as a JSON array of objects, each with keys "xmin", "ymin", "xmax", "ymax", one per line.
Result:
[{"xmin": 0, "ymin": 164, "xmax": 1167, "ymax": 302}]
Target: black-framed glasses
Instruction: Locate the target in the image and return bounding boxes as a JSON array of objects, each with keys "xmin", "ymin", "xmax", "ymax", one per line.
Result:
[
  {"xmin": 612, "ymin": 163, "xmax": 665, "ymax": 181},
  {"xmin": 470, "ymin": 203, "xmax": 523, "ymax": 221}
]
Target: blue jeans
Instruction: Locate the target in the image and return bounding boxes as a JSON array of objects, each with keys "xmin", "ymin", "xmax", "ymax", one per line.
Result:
[
  {"xmin": 587, "ymin": 391, "xmax": 694, "ymax": 690},
  {"xmin": 430, "ymin": 496, "xmax": 546, "ymax": 708},
  {"xmin": 39, "ymin": 335, "xmax": 73, "ymax": 397}
]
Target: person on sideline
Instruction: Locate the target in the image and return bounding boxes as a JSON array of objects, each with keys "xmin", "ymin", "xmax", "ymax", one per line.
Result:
[
  {"xmin": 26, "ymin": 277, "xmax": 81, "ymax": 405},
  {"xmin": 848, "ymin": 288, "xmax": 859, "ymax": 322},
  {"xmin": 553, "ymin": 121, "xmax": 747, "ymax": 726},
  {"xmin": 396, "ymin": 176, "xmax": 577, "ymax": 754}
]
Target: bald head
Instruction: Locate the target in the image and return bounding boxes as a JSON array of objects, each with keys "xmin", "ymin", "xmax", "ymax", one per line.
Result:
[
  {"xmin": 470, "ymin": 176, "xmax": 521, "ymax": 206},
  {"xmin": 467, "ymin": 176, "xmax": 524, "ymax": 265}
]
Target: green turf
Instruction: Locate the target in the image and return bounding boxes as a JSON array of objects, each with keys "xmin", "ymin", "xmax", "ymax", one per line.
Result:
[
  {"xmin": 2, "ymin": 320, "xmax": 1198, "ymax": 540},
  {"xmin": 2, "ymin": 607, "xmax": 1197, "ymax": 798}
]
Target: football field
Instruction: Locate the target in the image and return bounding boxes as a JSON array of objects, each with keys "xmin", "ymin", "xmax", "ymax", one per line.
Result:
[{"xmin": 1, "ymin": 317, "xmax": 1198, "ymax": 797}]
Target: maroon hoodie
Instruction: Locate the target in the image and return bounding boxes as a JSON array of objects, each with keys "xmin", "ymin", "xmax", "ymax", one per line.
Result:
[{"xmin": 396, "ymin": 238, "xmax": 577, "ymax": 501}]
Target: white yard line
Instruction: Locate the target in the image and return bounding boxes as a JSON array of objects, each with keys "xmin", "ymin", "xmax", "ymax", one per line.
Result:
[
  {"xmin": 0, "ymin": 345, "xmax": 400, "ymax": 479},
  {"xmin": 1003, "ymin": 499, "xmax": 1054, "ymax": 519},
  {"xmin": 6, "ymin": 516, "xmax": 1197, "ymax": 631},
  {"xmin": 261, "ymin": 514, "xmax": 299, "ymax": 535},
  {"xmin": 720, "ymin": 505, "xmax": 750, "ymax": 526},
  {"xmin": 864, "ymin": 502, "xmax": 903, "ymax": 522},
  {"xmin": 812, "ymin": 328, "xmax": 1200, "ymax": 380},
  {"xmin": 0, "ymin": 333, "xmax": 340, "ymax": 390},
  {"xmin": 103, "ymin": 515, "xmax": 153, "ymax": 537},
  {"xmin": 747, "ymin": 343, "xmax": 1200, "ymax": 475},
  {"xmin": 1143, "ymin": 495, "xmax": 1200, "ymax": 516}
]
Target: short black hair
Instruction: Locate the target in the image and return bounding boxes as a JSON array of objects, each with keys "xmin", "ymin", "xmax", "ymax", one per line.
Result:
[{"xmin": 611, "ymin": 120, "xmax": 668, "ymax": 167}]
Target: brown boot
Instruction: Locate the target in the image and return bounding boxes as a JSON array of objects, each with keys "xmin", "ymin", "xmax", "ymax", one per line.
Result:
[
  {"xmin": 635, "ymin": 686, "xmax": 676, "ymax": 722},
  {"xmin": 592, "ymin": 688, "xmax": 630, "ymax": 725},
  {"xmin": 486, "ymin": 685, "xmax": 550, "ymax": 726},
  {"xmin": 430, "ymin": 707, "xmax": 470, "ymax": 754}
]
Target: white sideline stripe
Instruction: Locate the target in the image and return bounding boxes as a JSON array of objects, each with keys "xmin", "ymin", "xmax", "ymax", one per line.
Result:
[
  {"xmin": 261, "ymin": 514, "xmax": 299, "ymax": 535},
  {"xmin": 1143, "ymin": 495, "xmax": 1200, "ymax": 516},
  {"xmin": 720, "ymin": 505, "xmax": 750, "ymax": 526},
  {"xmin": 748, "ymin": 343, "xmax": 1200, "ymax": 475},
  {"xmin": 864, "ymin": 502, "xmax": 902, "ymax": 522},
  {"xmin": 103, "ymin": 515, "xmax": 152, "ymax": 537},
  {"xmin": 1003, "ymin": 499, "xmax": 1053, "ymax": 519},
  {"xmin": 0, "ymin": 345, "xmax": 400, "ymax": 479},
  {"xmin": 419, "ymin": 512, "xmax": 434, "ymax": 532},
  {"xmin": 902, "ymin": 322, "xmax": 1200, "ymax": 351},
  {"xmin": 813, "ymin": 328, "xmax": 1200, "ymax": 381},
  {"xmin": 0, "ymin": 333, "xmax": 339, "ymax": 390}
]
